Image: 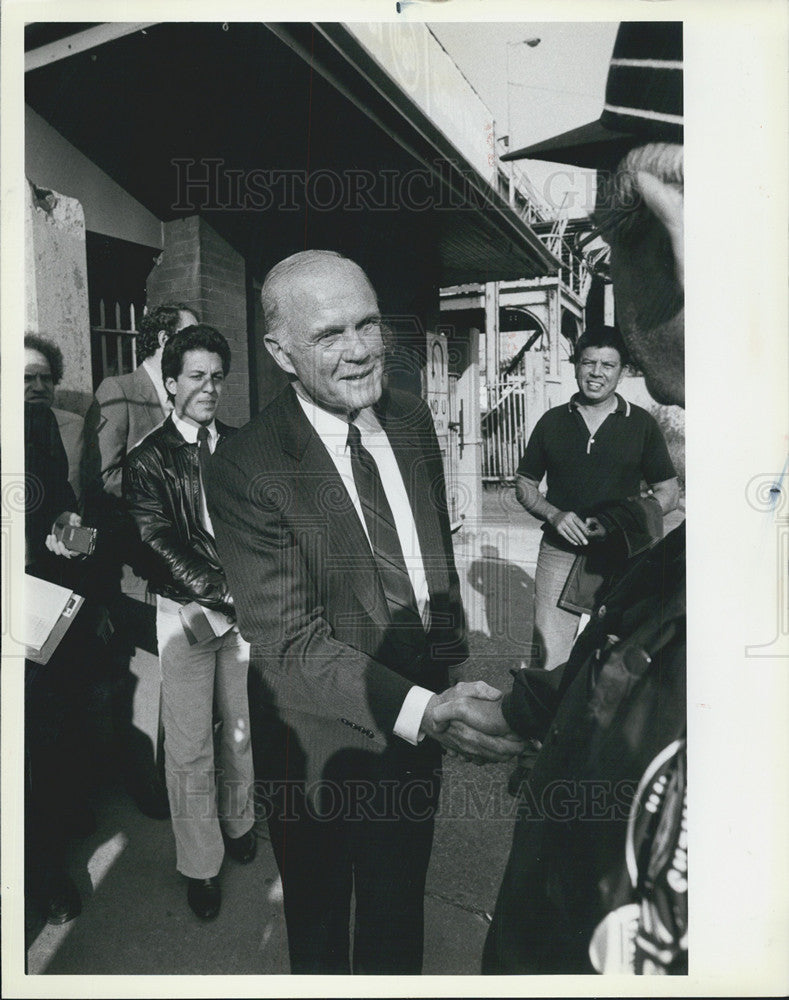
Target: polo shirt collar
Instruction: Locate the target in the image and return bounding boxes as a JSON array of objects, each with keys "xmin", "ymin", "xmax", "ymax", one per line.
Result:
[{"xmin": 568, "ymin": 391, "xmax": 630, "ymax": 416}]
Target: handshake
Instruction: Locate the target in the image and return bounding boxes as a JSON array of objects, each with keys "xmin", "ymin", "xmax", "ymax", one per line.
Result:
[{"xmin": 420, "ymin": 681, "xmax": 526, "ymax": 765}]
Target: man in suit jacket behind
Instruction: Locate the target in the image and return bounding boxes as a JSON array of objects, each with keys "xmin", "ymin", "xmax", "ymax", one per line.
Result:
[
  {"xmin": 206, "ymin": 250, "xmax": 524, "ymax": 974},
  {"xmin": 85, "ymin": 302, "xmax": 199, "ymax": 498}
]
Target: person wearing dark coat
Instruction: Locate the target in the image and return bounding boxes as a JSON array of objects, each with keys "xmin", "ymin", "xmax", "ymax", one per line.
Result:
[
  {"xmin": 205, "ymin": 250, "xmax": 524, "ymax": 973},
  {"xmin": 24, "ymin": 402, "xmax": 92, "ymax": 929},
  {"xmin": 123, "ymin": 324, "xmax": 256, "ymax": 922},
  {"xmin": 434, "ymin": 21, "xmax": 688, "ymax": 974}
]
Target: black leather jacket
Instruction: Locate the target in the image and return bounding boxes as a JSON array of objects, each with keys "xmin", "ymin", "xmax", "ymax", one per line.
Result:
[{"xmin": 122, "ymin": 415, "xmax": 236, "ymax": 614}]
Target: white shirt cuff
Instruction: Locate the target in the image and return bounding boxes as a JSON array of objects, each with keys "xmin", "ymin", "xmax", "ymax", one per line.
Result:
[{"xmin": 393, "ymin": 685, "xmax": 435, "ymax": 746}]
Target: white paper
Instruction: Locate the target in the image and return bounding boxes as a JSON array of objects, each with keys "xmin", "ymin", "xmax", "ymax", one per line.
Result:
[
  {"xmin": 23, "ymin": 573, "xmax": 73, "ymax": 651},
  {"xmin": 202, "ymin": 605, "xmax": 235, "ymax": 638}
]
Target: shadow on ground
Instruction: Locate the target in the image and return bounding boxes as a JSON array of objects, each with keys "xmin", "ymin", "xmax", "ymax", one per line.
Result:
[{"xmin": 25, "ymin": 486, "xmax": 544, "ymax": 977}]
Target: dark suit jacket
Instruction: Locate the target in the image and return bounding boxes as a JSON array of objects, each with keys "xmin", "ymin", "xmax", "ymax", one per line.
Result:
[
  {"xmin": 25, "ymin": 403, "xmax": 77, "ymax": 570},
  {"xmin": 52, "ymin": 407, "xmax": 85, "ymax": 504},
  {"xmin": 205, "ymin": 384, "xmax": 468, "ymax": 786}
]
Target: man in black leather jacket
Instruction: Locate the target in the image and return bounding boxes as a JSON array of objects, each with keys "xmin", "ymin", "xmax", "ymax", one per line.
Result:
[{"xmin": 123, "ymin": 324, "xmax": 256, "ymax": 922}]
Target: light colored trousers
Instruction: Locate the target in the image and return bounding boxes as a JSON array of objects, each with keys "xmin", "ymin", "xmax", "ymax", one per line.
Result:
[
  {"xmin": 156, "ymin": 596, "xmax": 255, "ymax": 879},
  {"xmin": 532, "ymin": 535, "xmax": 582, "ymax": 671}
]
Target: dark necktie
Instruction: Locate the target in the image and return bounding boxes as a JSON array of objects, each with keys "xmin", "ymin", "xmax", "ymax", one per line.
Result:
[
  {"xmin": 347, "ymin": 422, "xmax": 423, "ymax": 632},
  {"xmin": 196, "ymin": 424, "xmax": 211, "ymax": 482}
]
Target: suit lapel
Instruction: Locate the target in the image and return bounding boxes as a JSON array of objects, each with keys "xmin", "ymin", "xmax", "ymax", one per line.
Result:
[
  {"xmin": 134, "ymin": 364, "xmax": 168, "ymax": 422},
  {"xmin": 276, "ymin": 387, "xmax": 390, "ymax": 631},
  {"xmin": 376, "ymin": 394, "xmax": 448, "ymax": 603}
]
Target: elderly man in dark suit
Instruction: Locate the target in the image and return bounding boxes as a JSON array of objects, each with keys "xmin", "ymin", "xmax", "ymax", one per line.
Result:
[{"xmin": 206, "ymin": 249, "xmax": 524, "ymax": 974}]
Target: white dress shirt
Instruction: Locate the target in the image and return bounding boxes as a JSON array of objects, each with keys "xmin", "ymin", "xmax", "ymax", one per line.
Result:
[
  {"xmin": 171, "ymin": 410, "xmax": 219, "ymax": 534},
  {"xmin": 295, "ymin": 392, "xmax": 435, "ymax": 744}
]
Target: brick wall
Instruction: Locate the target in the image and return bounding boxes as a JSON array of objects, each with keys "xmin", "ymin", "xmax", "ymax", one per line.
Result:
[
  {"xmin": 145, "ymin": 216, "xmax": 201, "ymax": 305},
  {"xmin": 146, "ymin": 216, "xmax": 250, "ymax": 426},
  {"xmin": 197, "ymin": 221, "xmax": 249, "ymax": 425}
]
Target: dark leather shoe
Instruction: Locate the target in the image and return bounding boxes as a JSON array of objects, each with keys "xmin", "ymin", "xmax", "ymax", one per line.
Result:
[
  {"xmin": 186, "ymin": 877, "xmax": 221, "ymax": 920},
  {"xmin": 223, "ymin": 827, "xmax": 257, "ymax": 864},
  {"xmin": 45, "ymin": 874, "xmax": 82, "ymax": 925}
]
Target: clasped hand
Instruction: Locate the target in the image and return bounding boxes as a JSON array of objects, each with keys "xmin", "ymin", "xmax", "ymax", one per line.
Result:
[
  {"xmin": 550, "ymin": 510, "xmax": 607, "ymax": 545},
  {"xmin": 420, "ymin": 681, "xmax": 526, "ymax": 765}
]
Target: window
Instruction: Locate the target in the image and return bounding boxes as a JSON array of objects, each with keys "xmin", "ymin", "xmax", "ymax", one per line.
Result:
[{"xmin": 85, "ymin": 232, "xmax": 160, "ymax": 387}]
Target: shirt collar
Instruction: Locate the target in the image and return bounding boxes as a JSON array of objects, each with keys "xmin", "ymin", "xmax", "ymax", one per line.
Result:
[
  {"xmin": 568, "ymin": 391, "xmax": 630, "ymax": 416},
  {"xmin": 294, "ymin": 390, "xmax": 382, "ymax": 452},
  {"xmin": 171, "ymin": 410, "xmax": 219, "ymax": 446},
  {"xmin": 352, "ymin": 405, "xmax": 384, "ymax": 441}
]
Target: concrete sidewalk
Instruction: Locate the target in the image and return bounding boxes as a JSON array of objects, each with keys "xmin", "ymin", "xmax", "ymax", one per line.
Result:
[{"xmin": 24, "ymin": 486, "xmax": 684, "ymax": 978}]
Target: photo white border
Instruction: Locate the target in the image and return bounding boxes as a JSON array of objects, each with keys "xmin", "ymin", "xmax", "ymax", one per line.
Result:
[{"xmin": 3, "ymin": 1, "xmax": 788, "ymax": 996}]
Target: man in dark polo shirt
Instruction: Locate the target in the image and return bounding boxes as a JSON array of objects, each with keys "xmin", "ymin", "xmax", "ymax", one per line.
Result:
[
  {"xmin": 516, "ymin": 324, "xmax": 678, "ymax": 670},
  {"xmin": 435, "ymin": 20, "xmax": 690, "ymax": 974}
]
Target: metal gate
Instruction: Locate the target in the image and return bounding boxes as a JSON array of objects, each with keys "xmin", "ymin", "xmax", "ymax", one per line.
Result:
[
  {"xmin": 482, "ymin": 350, "xmax": 545, "ymax": 481},
  {"xmin": 90, "ymin": 298, "xmax": 140, "ymax": 387}
]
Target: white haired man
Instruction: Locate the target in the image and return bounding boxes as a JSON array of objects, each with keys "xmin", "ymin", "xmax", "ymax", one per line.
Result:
[{"xmin": 205, "ymin": 250, "xmax": 525, "ymax": 973}]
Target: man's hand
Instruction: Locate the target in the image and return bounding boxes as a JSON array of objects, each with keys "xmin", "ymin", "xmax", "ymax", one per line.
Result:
[
  {"xmin": 636, "ymin": 170, "xmax": 684, "ymax": 290},
  {"xmin": 549, "ymin": 510, "xmax": 590, "ymax": 546},
  {"xmin": 432, "ymin": 691, "xmax": 516, "ymax": 737},
  {"xmin": 420, "ymin": 681, "xmax": 526, "ymax": 764},
  {"xmin": 45, "ymin": 512, "xmax": 85, "ymax": 559}
]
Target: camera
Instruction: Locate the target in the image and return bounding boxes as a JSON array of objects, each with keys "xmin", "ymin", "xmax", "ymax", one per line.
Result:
[{"xmin": 53, "ymin": 521, "xmax": 98, "ymax": 556}]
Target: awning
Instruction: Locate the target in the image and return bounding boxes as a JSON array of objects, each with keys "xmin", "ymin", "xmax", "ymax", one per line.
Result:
[{"xmin": 25, "ymin": 21, "xmax": 559, "ymax": 286}]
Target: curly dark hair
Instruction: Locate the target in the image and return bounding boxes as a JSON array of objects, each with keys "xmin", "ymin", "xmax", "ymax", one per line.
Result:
[
  {"xmin": 572, "ymin": 325, "xmax": 630, "ymax": 367},
  {"xmin": 24, "ymin": 333, "xmax": 64, "ymax": 384},
  {"xmin": 161, "ymin": 324, "xmax": 231, "ymax": 398},
  {"xmin": 136, "ymin": 302, "xmax": 199, "ymax": 362}
]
